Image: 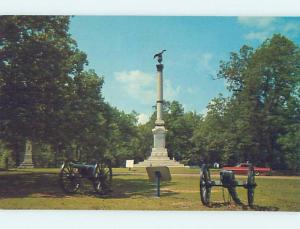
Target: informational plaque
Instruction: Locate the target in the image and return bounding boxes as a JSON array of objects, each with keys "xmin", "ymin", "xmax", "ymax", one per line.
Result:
[
  {"xmin": 146, "ymin": 166, "xmax": 171, "ymax": 182},
  {"xmin": 125, "ymin": 160, "xmax": 134, "ymax": 168}
]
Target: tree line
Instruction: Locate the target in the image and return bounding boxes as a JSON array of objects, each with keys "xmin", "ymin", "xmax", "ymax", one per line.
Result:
[{"xmin": 0, "ymin": 16, "xmax": 299, "ymax": 170}]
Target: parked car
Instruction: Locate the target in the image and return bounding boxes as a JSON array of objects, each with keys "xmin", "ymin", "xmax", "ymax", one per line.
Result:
[{"xmin": 222, "ymin": 163, "xmax": 271, "ymax": 176}]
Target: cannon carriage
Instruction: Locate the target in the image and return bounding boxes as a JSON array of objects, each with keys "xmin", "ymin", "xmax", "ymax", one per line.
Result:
[
  {"xmin": 59, "ymin": 160, "xmax": 112, "ymax": 195},
  {"xmin": 200, "ymin": 164, "xmax": 257, "ymax": 208}
]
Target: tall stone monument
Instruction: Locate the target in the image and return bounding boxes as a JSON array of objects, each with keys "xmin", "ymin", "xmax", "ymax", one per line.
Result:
[
  {"xmin": 19, "ymin": 139, "xmax": 34, "ymax": 168},
  {"xmin": 135, "ymin": 50, "xmax": 184, "ymax": 167}
]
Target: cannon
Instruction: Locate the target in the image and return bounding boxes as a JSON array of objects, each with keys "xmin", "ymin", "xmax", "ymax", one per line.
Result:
[
  {"xmin": 59, "ymin": 160, "xmax": 112, "ymax": 195},
  {"xmin": 200, "ymin": 164, "xmax": 256, "ymax": 208}
]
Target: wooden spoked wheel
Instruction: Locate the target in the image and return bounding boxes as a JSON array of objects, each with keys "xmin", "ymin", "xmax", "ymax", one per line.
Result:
[
  {"xmin": 59, "ymin": 160, "xmax": 80, "ymax": 194},
  {"xmin": 200, "ymin": 164, "xmax": 211, "ymax": 206},
  {"xmin": 93, "ymin": 163, "xmax": 113, "ymax": 195}
]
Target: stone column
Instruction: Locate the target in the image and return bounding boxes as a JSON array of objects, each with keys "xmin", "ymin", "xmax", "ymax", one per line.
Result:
[
  {"xmin": 150, "ymin": 63, "xmax": 168, "ymax": 159},
  {"xmin": 133, "ymin": 51, "xmax": 185, "ymax": 167},
  {"xmin": 19, "ymin": 139, "xmax": 34, "ymax": 168},
  {"xmin": 155, "ymin": 64, "xmax": 164, "ymax": 126}
]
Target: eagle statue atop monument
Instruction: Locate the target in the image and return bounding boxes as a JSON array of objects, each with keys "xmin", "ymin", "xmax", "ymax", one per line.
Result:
[{"xmin": 153, "ymin": 49, "xmax": 166, "ymax": 63}]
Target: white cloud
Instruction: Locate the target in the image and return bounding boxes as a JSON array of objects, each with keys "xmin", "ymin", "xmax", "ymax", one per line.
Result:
[
  {"xmin": 199, "ymin": 53, "xmax": 213, "ymax": 67},
  {"xmin": 238, "ymin": 17, "xmax": 275, "ymax": 42},
  {"xmin": 238, "ymin": 17, "xmax": 300, "ymax": 42},
  {"xmin": 238, "ymin": 17, "xmax": 276, "ymax": 28},
  {"xmin": 283, "ymin": 22, "xmax": 300, "ymax": 33},
  {"xmin": 202, "ymin": 53, "xmax": 213, "ymax": 61},
  {"xmin": 114, "ymin": 70, "xmax": 181, "ymax": 105},
  {"xmin": 201, "ymin": 107, "xmax": 208, "ymax": 117},
  {"xmin": 245, "ymin": 31, "xmax": 269, "ymax": 41},
  {"xmin": 114, "ymin": 70, "xmax": 155, "ymax": 104},
  {"xmin": 186, "ymin": 87, "xmax": 197, "ymax": 95},
  {"xmin": 115, "ymin": 70, "xmax": 154, "ymax": 86},
  {"xmin": 164, "ymin": 79, "xmax": 181, "ymax": 101},
  {"xmin": 137, "ymin": 113, "xmax": 149, "ymax": 125},
  {"xmin": 197, "ymin": 52, "xmax": 216, "ymax": 76}
]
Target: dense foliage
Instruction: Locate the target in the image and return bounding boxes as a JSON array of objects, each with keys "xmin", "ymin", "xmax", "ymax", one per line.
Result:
[
  {"xmin": 0, "ymin": 16, "xmax": 105, "ymax": 166},
  {"xmin": 0, "ymin": 16, "xmax": 299, "ymax": 170},
  {"xmin": 137, "ymin": 35, "xmax": 300, "ymax": 170},
  {"xmin": 205, "ymin": 34, "xmax": 300, "ymax": 170}
]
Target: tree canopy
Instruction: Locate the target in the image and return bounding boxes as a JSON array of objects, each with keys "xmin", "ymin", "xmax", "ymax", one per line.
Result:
[
  {"xmin": 191, "ymin": 34, "xmax": 300, "ymax": 169},
  {"xmin": 0, "ymin": 16, "xmax": 105, "ymax": 165}
]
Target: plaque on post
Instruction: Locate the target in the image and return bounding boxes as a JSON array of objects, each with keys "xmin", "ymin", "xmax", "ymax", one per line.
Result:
[
  {"xmin": 126, "ymin": 160, "xmax": 134, "ymax": 171},
  {"xmin": 146, "ymin": 166, "xmax": 171, "ymax": 197}
]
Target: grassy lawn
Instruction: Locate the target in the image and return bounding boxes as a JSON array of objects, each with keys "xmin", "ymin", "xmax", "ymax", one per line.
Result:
[{"xmin": 0, "ymin": 168, "xmax": 299, "ymax": 211}]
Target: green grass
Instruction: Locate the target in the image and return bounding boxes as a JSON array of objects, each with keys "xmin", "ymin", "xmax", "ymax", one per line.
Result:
[
  {"xmin": 114, "ymin": 167, "xmax": 222, "ymax": 174},
  {"xmin": 0, "ymin": 168, "xmax": 299, "ymax": 211}
]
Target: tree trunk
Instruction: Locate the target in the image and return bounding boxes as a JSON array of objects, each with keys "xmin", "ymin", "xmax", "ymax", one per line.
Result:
[
  {"xmin": 76, "ymin": 145, "xmax": 81, "ymax": 161},
  {"xmin": 266, "ymin": 132, "xmax": 274, "ymax": 165},
  {"xmin": 12, "ymin": 140, "xmax": 22, "ymax": 166},
  {"xmin": 54, "ymin": 144, "xmax": 59, "ymax": 167},
  {"xmin": 15, "ymin": 148, "xmax": 20, "ymax": 166},
  {"xmin": 4, "ymin": 156, "xmax": 8, "ymax": 170}
]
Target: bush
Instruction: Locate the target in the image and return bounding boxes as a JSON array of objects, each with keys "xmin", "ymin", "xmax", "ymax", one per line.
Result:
[{"xmin": 0, "ymin": 141, "xmax": 14, "ymax": 170}]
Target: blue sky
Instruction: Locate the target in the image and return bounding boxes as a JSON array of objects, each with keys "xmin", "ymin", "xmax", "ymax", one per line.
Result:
[{"xmin": 69, "ymin": 16, "xmax": 300, "ymax": 124}]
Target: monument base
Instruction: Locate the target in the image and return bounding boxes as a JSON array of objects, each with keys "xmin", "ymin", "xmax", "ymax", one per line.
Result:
[
  {"xmin": 134, "ymin": 148, "xmax": 185, "ymax": 167},
  {"xmin": 18, "ymin": 150, "xmax": 34, "ymax": 168},
  {"xmin": 18, "ymin": 162, "xmax": 34, "ymax": 168},
  {"xmin": 135, "ymin": 123, "xmax": 185, "ymax": 167}
]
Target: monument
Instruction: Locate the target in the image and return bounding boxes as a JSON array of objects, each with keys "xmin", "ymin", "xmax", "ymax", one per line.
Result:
[
  {"xmin": 19, "ymin": 139, "xmax": 34, "ymax": 168},
  {"xmin": 134, "ymin": 50, "xmax": 185, "ymax": 167}
]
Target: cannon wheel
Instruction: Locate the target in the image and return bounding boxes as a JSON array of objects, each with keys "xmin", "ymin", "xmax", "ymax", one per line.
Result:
[
  {"xmin": 59, "ymin": 160, "xmax": 81, "ymax": 194},
  {"xmin": 93, "ymin": 162, "xmax": 113, "ymax": 195},
  {"xmin": 200, "ymin": 164, "xmax": 211, "ymax": 206},
  {"xmin": 247, "ymin": 165, "xmax": 256, "ymax": 208}
]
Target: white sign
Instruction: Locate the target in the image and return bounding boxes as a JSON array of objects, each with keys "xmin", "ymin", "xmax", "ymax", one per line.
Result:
[{"xmin": 126, "ymin": 160, "xmax": 134, "ymax": 168}]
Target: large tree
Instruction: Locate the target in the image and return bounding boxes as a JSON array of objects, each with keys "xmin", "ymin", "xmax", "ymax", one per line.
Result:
[
  {"xmin": 103, "ymin": 105, "xmax": 139, "ymax": 167},
  {"xmin": 0, "ymin": 16, "xmax": 99, "ymax": 165},
  {"xmin": 212, "ymin": 34, "xmax": 300, "ymax": 169}
]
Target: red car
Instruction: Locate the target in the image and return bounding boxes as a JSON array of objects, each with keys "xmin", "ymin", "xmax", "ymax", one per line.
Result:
[{"xmin": 222, "ymin": 163, "xmax": 271, "ymax": 176}]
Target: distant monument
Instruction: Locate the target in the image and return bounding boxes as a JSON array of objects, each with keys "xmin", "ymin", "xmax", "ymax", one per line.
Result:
[
  {"xmin": 19, "ymin": 139, "xmax": 34, "ymax": 168},
  {"xmin": 134, "ymin": 50, "xmax": 184, "ymax": 167}
]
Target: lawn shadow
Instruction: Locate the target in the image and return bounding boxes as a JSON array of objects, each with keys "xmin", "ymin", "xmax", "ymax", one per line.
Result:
[
  {"xmin": 209, "ymin": 201, "xmax": 279, "ymax": 211},
  {"xmin": 100, "ymin": 177, "xmax": 178, "ymax": 199},
  {"xmin": 251, "ymin": 205, "xmax": 279, "ymax": 211},
  {"xmin": 0, "ymin": 172, "xmax": 178, "ymax": 199},
  {"xmin": 0, "ymin": 172, "xmax": 66, "ymax": 198}
]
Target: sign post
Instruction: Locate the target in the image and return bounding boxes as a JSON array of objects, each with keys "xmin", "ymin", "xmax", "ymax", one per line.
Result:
[
  {"xmin": 155, "ymin": 171, "xmax": 161, "ymax": 197},
  {"xmin": 146, "ymin": 166, "xmax": 171, "ymax": 197}
]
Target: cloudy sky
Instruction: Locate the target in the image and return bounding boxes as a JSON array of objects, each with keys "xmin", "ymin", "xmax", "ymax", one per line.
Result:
[{"xmin": 69, "ymin": 17, "xmax": 300, "ymax": 124}]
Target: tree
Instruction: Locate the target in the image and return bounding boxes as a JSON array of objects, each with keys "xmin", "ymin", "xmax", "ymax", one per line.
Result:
[
  {"xmin": 56, "ymin": 70, "xmax": 107, "ymax": 163},
  {"xmin": 0, "ymin": 16, "xmax": 103, "ymax": 165},
  {"xmin": 0, "ymin": 140, "xmax": 13, "ymax": 169},
  {"xmin": 192, "ymin": 95, "xmax": 231, "ymax": 165},
  {"xmin": 164, "ymin": 101, "xmax": 201, "ymax": 164},
  {"xmin": 214, "ymin": 34, "xmax": 300, "ymax": 169},
  {"xmin": 102, "ymin": 104, "xmax": 139, "ymax": 167}
]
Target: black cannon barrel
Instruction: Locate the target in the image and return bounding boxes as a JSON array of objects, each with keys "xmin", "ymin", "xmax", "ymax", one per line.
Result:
[{"xmin": 69, "ymin": 162, "xmax": 96, "ymax": 170}]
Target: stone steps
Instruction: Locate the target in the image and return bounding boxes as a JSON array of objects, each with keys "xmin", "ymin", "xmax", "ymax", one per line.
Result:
[
  {"xmin": 18, "ymin": 163, "xmax": 34, "ymax": 168},
  {"xmin": 134, "ymin": 157, "xmax": 185, "ymax": 167}
]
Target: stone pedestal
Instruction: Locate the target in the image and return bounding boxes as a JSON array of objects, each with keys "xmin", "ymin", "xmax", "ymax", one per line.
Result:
[
  {"xmin": 134, "ymin": 59, "xmax": 185, "ymax": 167},
  {"xmin": 19, "ymin": 139, "xmax": 34, "ymax": 168}
]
